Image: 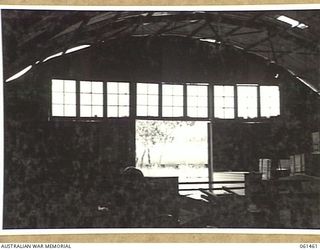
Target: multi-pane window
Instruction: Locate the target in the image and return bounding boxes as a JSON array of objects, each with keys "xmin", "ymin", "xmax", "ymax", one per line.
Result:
[
  {"xmin": 162, "ymin": 84, "xmax": 184, "ymax": 117},
  {"xmin": 107, "ymin": 82, "xmax": 130, "ymax": 117},
  {"xmin": 187, "ymin": 85, "xmax": 208, "ymax": 118},
  {"xmin": 237, "ymin": 84, "xmax": 258, "ymax": 118},
  {"xmin": 137, "ymin": 83, "xmax": 159, "ymax": 117},
  {"xmin": 80, "ymin": 81, "xmax": 103, "ymax": 117},
  {"xmin": 260, "ymin": 86, "xmax": 280, "ymax": 117},
  {"xmin": 214, "ymin": 85, "xmax": 235, "ymax": 119},
  {"xmin": 51, "ymin": 79, "xmax": 76, "ymax": 117}
]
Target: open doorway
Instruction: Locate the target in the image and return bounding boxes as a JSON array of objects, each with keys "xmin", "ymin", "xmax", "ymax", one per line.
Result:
[{"xmin": 136, "ymin": 120, "xmax": 209, "ymax": 193}]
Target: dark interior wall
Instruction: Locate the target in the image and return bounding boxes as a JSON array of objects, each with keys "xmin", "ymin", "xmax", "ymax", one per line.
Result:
[
  {"xmin": 4, "ymin": 59, "xmax": 136, "ymax": 228},
  {"xmin": 47, "ymin": 36, "xmax": 280, "ymax": 84},
  {"xmin": 212, "ymin": 69, "xmax": 320, "ymax": 172},
  {"xmin": 3, "ymin": 36, "xmax": 320, "ymax": 228}
]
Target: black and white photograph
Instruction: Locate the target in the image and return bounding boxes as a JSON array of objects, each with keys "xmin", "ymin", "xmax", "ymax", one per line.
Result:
[{"xmin": 2, "ymin": 7, "xmax": 320, "ymax": 230}]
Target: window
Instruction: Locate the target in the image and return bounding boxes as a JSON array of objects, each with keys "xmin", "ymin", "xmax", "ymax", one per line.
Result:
[
  {"xmin": 137, "ymin": 83, "xmax": 159, "ymax": 117},
  {"xmin": 214, "ymin": 85, "xmax": 235, "ymax": 119},
  {"xmin": 237, "ymin": 84, "xmax": 258, "ymax": 118},
  {"xmin": 187, "ymin": 85, "xmax": 208, "ymax": 118},
  {"xmin": 80, "ymin": 81, "xmax": 103, "ymax": 117},
  {"xmin": 162, "ymin": 84, "xmax": 184, "ymax": 117},
  {"xmin": 260, "ymin": 86, "xmax": 280, "ymax": 117},
  {"xmin": 51, "ymin": 79, "xmax": 76, "ymax": 117},
  {"xmin": 107, "ymin": 82, "xmax": 130, "ymax": 117}
]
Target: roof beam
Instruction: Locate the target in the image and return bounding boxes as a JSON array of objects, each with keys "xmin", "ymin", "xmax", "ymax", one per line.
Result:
[
  {"xmin": 188, "ymin": 20, "xmax": 208, "ymax": 37},
  {"xmin": 224, "ymin": 12, "xmax": 265, "ymax": 38}
]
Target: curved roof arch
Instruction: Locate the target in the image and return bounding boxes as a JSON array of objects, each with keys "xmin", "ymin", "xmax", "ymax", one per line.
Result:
[{"xmin": 2, "ymin": 9, "xmax": 320, "ymax": 94}]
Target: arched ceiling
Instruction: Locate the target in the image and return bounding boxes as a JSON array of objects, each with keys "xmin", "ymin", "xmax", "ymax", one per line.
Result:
[{"xmin": 2, "ymin": 9, "xmax": 320, "ymax": 94}]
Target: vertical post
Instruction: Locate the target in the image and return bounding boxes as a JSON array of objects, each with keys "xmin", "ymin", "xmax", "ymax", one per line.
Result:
[
  {"xmin": 257, "ymin": 85, "xmax": 261, "ymax": 118},
  {"xmin": 103, "ymin": 81, "xmax": 107, "ymax": 118},
  {"xmin": 183, "ymin": 84, "xmax": 187, "ymax": 118},
  {"xmin": 234, "ymin": 84, "xmax": 238, "ymax": 118},
  {"xmin": 76, "ymin": 80, "xmax": 80, "ymax": 117},
  {"xmin": 208, "ymin": 121, "xmax": 214, "ymax": 192},
  {"xmin": 158, "ymin": 83, "xmax": 162, "ymax": 118},
  {"xmin": 0, "ymin": 9, "xmax": 4, "ymax": 229},
  {"xmin": 130, "ymin": 81, "xmax": 136, "ymax": 118}
]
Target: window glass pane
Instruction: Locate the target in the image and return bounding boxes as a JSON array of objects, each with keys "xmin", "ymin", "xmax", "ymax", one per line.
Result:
[
  {"xmin": 52, "ymin": 104, "xmax": 64, "ymax": 116},
  {"xmin": 118, "ymin": 83, "xmax": 129, "ymax": 94},
  {"xmin": 162, "ymin": 85, "xmax": 172, "ymax": 96},
  {"xmin": 119, "ymin": 95, "xmax": 129, "ymax": 106},
  {"xmin": 188, "ymin": 96, "xmax": 197, "ymax": 106},
  {"xmin": 52, "ymin": 92, "xmax": 64, "ymax": 104},
  {"xmin": 137, "ymin": 83, "xmax": 159, "ymax": 117},
  {"xmin": 197, "ymin": 107, "xmax": 208, "ymax": 117},
  {"xmin": 214, "ymin": 85, "xmax": 224, "ymax": 95},
  {"xmin": 91, "ymin": 94, "xmax": 103, "ymax": 106},
  {"xmin": 137, "ymin": 106, "xmax": 148, "ymax": 116},
  {"xmin": 214, "ymin": 85, "xmax": 235, "ymax": 119},
  {"xmin": 197, "ymin": 96, "xmax": 207, "ymax": 107},
  {"xmin": 81, "ymin": 94, "xmax": 91, "ymax": 105},
  {"xmin": 148, "ymin": 95, "xmax": 158, "ymax": 106},
  {"xmin": 172, "ymin": 85, "xmax": 183, "ymax": 95},
  {"xmin": 260, "ymin": 86, "xmax": 280, "ymax": 117},
  {"xmin": 81, "ymin": 106, "xmax": 91, "ymax": 117},
  {"xmin": 162, "ymin": 84, "xmax": 184, "ymax": 118},
  {"xmin": 187, "ymin": 107, "xmax": 198, "ymax": 117},
  {"xmin": 52, "ymin": 79, "xmax": 76, "ymax": 117},
  {"xmin": 214, "ymin": 97, "xmax": 223, "ymax": 108},
  {"xmin": 64, "ymin": 81, "xmax": 76, "ymax": 93},
  {"xmin": 224, "ymin": 86, "xmax": 234, "ymax": 97},
  {"xmin": 137, "ymin": 95, "xmax": 147, "ymax": 106},
  {"xmin": 162, "ymin": 107, "xmax": 172, "ymax": 117},
  {"xmin": 80, "ymin": 81, "xmax": 92, "ymax": 93},
  {"xmin": 108, "ymin": 95, "xmax": 118, "ymax": 106},
  {"xmin": 119, "ymin": 106, "xmax": 129, "ymax": 117},
  {"xmin": 107, "ymin": 106, "xmax": 118, "ymax": 117},
  {"xmin": 52, "ymin": 79, "xmax": 64, "ymax": 92},
  {"xmin": 92, "ymin": 82, "xmax": 103, "ymax": 94},
  {"xmin": 163, "ymin": 95, "xmax": 173, "ymax": 106},
  {"xmin": 224, "ymin": 97, "xmax": 234, "ymax": 108},
  {"xmin": 187, "ymin": 85, "xmax": 208, "ymax": 118},
  {"xmin": 92, "ymin": 106, "xmax": 103, "ymax": 117},
  {"xmin": 107, "ymin": 82, "xmax": 119, "ymax": 94},
  {"xmin": 148, "ymin": 106, "xmax": 158, "ymax": 116},
  {"xmin": 173, "ymin": 96, "xmax": 183, "ymax": 106},
  {"xmin": 107, "ymin": 82, "xmax": 130, "ymax": 117},
  {"xmin": 148, "ymin": 84, "xmax": 158, "ymax": 95},
  {"xmin": 224, "ymin": 109, "xmax": 235, "ymax": 119},
  {"xmin": 64, "ymin": 93, "xmax": 76, "ymax": 105},
  {"xmin": 137, "ymin": 83, "xmax": 148, "ymax": 94},
  {"xmin": 197, "ymin": 86, "xmax": 207, "ymax": 96},
  {"xmin": 237, "ymin": 85, "xmax": 258, "ymax": 118},
  {"xmin": 65, "ymin": 105, "xmax": 76, "ymax": 117},
  {"xmin": 172, "ymin": 106, "xmax": 183, "ymax": 116}
]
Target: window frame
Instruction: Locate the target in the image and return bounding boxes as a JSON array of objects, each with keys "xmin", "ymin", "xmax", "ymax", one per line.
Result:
[
  {"xmin": 213, "ymin": 84, "xmax": 236, "ymax": 119},
  {"xmin": 236, "ymin": 83, "xmax": 259, "ymax": 119},
  {"xmin": 79, "ymin": 80, "xmax": 104, "ymax": 118},
  {"xmin": 50, "ymin": 79, "xmax": 280, "ymax": 122},
  {"xmin": 259, "ymin": 85, "xmax": 281, "ymax": 118},
  {"xmin": 106, "ymin": 81, "xmax": 131, "ymax": 118},
  {"xmin": 51, "ymin": 78, "xmax": 77, "ymax": 118}
]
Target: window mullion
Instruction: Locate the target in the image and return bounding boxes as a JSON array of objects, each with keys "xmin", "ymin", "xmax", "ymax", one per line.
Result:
[
  {"xmin": 257, "ymin": 85, "xmax": 261, "ymax": 118},
  {"xmin": 130, "ymin": 82, "xmax": 136, "ymax": 118},
  {"xmin": 208, "ymin": 84, "xmax": 214, "ymax": 119},
  {"xmin": 159, "ymin": 83, "xmax": 162, "ymax": 118},
  {"xmin": 104, "ymin": 82, "xmax": 107, "ymax": 118},
  {"xmin": 183, "ymin": 84, "xmax": 187, "ymax": 117},
  {"xmin": 76, "ymin": 80, "xmax": 80, "ymax": 118},
  {"xmin": 234, "ymin": 85, "xmax": 238, "ymax": 118}
]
